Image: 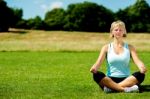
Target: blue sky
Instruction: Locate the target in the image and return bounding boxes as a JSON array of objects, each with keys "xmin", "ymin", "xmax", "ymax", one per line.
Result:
[{"xmin": 5, "ymin": 0, "xmax": 150, "ymax": 19}]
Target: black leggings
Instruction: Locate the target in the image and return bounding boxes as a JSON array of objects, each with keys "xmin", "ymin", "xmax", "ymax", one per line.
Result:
[{"xmin": 93, "ymin": 71, "xmax": 145, "ymax": 87}]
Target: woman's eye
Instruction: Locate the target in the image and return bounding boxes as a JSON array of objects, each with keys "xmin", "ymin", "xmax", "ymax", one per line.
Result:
[
  {"xmin": 114, "ymin": 29, "xmax": 122, "ymax": 32},
  {"xmin": 115, "ymin": 29, "xmax": 118, "ymax": 31}
]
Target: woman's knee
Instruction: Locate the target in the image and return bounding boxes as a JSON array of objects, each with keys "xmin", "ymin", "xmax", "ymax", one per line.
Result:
[
  {"xmin": 93, "ymin": 71, "xmax": 105, "ymax": 84},
  {"xmin": 132, "ymin": 71, "xmax": 145, "ymax": 84}
]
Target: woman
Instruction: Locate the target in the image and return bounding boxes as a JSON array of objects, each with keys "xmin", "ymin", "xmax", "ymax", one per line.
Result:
[{"xmin": 90, "ymin": 20, "xmax": 147, "ymax": 93}]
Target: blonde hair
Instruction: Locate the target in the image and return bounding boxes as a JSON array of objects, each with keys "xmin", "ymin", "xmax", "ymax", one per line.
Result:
[{"xmin": 110, "ymin": 20, "xmax": 127, "ymax": 38}]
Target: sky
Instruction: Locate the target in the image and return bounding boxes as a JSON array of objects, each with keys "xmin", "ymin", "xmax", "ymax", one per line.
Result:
[{"xmin": 5, "ymin": 0, "xmax": 150, "ymax": 19}]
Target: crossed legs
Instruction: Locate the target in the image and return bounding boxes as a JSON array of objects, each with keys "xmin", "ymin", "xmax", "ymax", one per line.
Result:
[{"xmin": 93, "ymin": 71, "xmax": 145, "ymax": 92}]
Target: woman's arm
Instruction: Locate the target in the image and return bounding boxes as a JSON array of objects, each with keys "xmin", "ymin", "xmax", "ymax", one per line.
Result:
[
  {"xmin": 129, "ymin": 45, "xmax": 147, "ymax": 74},
  {"xmin": 90, "ymin": 44, "xmax": 108, "ymax": 73}
]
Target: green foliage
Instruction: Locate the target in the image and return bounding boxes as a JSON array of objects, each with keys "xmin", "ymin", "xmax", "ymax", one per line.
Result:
[
  {"xmin": 15, "ymin": 19, "xmax": 28, "ymax": 29},
  {"xmin": 64, "ymin": 2, "xmax": 114, "ymax": 32},
  {"xmin": 10, "ymin": 8, "xmax": 23, "ymax": 28},
  {"xmin": 116, "ymin": 0, "xmax": 150, "ymax": 32},
  {"xmin": 128, "ymin": 0, "xmax": 149, "ymax": 17},
  {"xmin": 0, "ymin": 1, "xmax": 23, "ymax": 31},
  {"xmin": 0, "ymin": 0, "xmax": 13, "ymax": 32},
  {"xmin": 26, "ymin": 16, "xmax": 45, "ymax": 30},
  {"xmin": 44, "ymin": 8, "xmax": 65, "ymax": 30},
  {"xmin": 1, "ymin": 0, "xmax": 150, "ymax": 32}
]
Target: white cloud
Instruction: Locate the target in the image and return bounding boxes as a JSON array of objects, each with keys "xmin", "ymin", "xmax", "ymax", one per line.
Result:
[
  {"xmin": 50, "ymin": 1, "xmax": 63, "ymax": 9},
  {"xmin": 40, "ymin": 1, "xmax": 63, "ymax": 13}
]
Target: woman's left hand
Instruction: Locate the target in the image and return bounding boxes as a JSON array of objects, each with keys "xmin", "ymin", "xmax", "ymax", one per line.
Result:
[{"xmin": 140, "ymin": 66, "xmax": 147, "ymax": 74}]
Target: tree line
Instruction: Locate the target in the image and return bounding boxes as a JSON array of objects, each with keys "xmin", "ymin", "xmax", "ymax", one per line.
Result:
[{"xmin": 0, "ymin": 0, "xmax": 150, "ymax": 33}]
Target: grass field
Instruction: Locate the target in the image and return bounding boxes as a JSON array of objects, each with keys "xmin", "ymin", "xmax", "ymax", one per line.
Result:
[
  {"xmin": 0, "ymin": 29, "xmax": 150, "ymax": 99},
  {"xmin": 0, "ymin": 51, "xmax": 150, "ymax": 99},
  {"xmin": 0, "ymin": 29, "xmax": 150, "ymax": 51}
]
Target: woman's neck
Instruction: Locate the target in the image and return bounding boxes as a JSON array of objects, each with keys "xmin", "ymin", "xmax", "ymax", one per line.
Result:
[{"xmin": 113, "ymin": 38, "xmax": 124, "ymax": 47}]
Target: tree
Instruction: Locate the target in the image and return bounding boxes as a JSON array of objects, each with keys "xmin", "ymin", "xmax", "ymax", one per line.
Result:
[
  {"xmin": 129, "ymin": 0, "xmax": 150, "ymax": 32},
  {"xmin": 115, "ymin": 8, "xmax": 131, "ymax": 32},
  {"xmin": 0, "ymin": 0, "xmax": 14, "ymax": 32},
  {"xmin": 115, "ymin": 0, "xmax": 150, "ymax": 32},
  {"xmin": 64, "ymin": 2, "xmax": 114, "ymax": 32},
  {"xmin": 44, "ymin": 8, "xmax": 66, "ymax": 30},
  {"xmin": 26, "ymin": 16, "xmax": 45, "ymax": 30},
  {"xmin": 15, "ymin": 19, "xmax": 28, "ymax": 29},
  {"xmin": 10, "ymin": 8, "xmax": 23, "ymax": 28}
]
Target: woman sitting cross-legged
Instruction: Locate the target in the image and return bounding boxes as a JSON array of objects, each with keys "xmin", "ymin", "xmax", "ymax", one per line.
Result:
[{"xmin": 90, "ymin": 20, "xmax": 147, "ymax": 93}]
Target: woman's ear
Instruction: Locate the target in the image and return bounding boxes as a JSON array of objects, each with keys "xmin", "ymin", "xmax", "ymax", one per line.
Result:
[{"xmin": 110, "ymin": 33, "xmax": 114, "ymax": 38}]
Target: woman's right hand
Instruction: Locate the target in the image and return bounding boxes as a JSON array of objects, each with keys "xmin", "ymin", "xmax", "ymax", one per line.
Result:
[
  {"xmin": 90, "ymin": 65, "xmax": 99, "ymax": 73},
  {"xmin": 90, "ymin": 45, "xmax": 107, "ymax": 74}
]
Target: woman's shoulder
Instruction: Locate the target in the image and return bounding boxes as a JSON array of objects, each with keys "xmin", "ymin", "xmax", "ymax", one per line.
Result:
[
  {"xmin": 103, "ymin": 42, "xmax": 113, "ymax": 48},
  {"xmin": 101, "ymin": 43, "xmax": 110, "ymax": 52},
  {"xmin": 102, "ymin": 43, "xmax": 109, "ymax": 48},
  {"xmin": 127, "ymin": 43, "xmax": 136, "ymax": 51}
]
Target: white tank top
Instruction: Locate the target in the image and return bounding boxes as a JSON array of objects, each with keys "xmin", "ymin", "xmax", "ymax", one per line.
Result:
[{"xmin": 106, "ymin": 42, "xmax": 130, "ymax": 78}]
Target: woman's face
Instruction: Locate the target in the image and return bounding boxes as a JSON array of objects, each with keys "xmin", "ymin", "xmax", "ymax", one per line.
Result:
[{"xmin": 112, "ymin": 26, "xmax": 124, "ymax": 38}]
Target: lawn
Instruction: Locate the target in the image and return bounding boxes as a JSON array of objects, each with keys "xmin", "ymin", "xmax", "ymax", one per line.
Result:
[
  {"xmin": 0, "ymin": 51, "xmax": 150, "ymax": 99},
  {"xmin": 0, "ymin": 29, "xmax": 150, "ymax": 98}
]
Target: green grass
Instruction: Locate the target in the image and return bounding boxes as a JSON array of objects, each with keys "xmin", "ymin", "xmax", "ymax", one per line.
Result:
[
  {"xmin": 0, "ymin": 30, "xmax": 150, "ymax": 98},
  {"xmin": 0, "ymin": 51, "xmax": 149, "ymax": 99}
]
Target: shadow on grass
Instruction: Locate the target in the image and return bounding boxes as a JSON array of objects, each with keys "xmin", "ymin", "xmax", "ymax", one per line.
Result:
[
  {"xmin": 9, "ymin": 30, "xmax": 28, "ymax": 34},
  {"xmin": 102, "ymin": 85, "xmax": 150, "ymax": 94},
  {"xmin": 140, "ymin": 85, "xmax": 150, "ymax": 93},
  {"xmin": 0, "ymin": 84, "xmax": 14, "ymax": 98}
]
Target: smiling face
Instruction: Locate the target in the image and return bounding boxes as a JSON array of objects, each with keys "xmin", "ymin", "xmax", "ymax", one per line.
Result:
[{"xmin": 110, "ymin": 20, "xmax": 127, "ymax": 38}]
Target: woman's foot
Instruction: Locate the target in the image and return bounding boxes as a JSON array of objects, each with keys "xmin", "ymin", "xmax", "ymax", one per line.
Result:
[{"xmin": 124, "ymin": 85, "xmax": 139, "ymax": 93}]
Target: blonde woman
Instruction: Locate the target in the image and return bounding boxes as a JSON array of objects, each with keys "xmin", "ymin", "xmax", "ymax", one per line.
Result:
[{"xmin": 90, "ymin": 20, "xmax": 147, "ymax": 93}]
